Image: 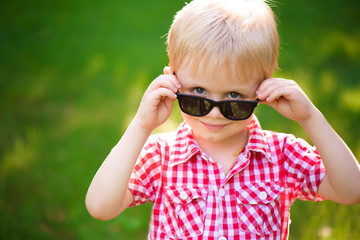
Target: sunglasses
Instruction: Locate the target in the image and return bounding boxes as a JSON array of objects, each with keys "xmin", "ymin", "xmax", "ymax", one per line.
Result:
[{"xmin": 176, "ymin": 91, "xmax": 259, "ymax": 121}]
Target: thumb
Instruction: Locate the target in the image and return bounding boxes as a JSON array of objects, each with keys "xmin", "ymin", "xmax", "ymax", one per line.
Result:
[
  {"xmin": 259, "ymin": 98, "xmax": 279, "ymax": 110},
  {"xmin": 163, "ymin": 66, "xmax": 173, "ymax": 75}
]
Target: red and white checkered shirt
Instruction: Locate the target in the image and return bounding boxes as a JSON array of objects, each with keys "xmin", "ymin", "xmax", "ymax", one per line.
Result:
[{"xmin": 128, "ymin": 116, "xmax": 326, "ymax": 240}]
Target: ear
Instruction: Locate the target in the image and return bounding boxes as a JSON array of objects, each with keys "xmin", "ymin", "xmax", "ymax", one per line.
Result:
[{"xmin": 163, "ymin": 66, "xmax": 173, "ymax": 75}]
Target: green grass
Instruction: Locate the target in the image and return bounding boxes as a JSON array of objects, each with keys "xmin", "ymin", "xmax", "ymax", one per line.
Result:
[{"xmin": 1, "ymin": 0, "xmax": 359, "ymax": 239}]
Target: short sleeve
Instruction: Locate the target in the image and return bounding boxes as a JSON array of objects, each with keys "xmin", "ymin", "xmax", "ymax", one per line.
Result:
[
  {"xmin": 128, "ymin": 136, "xmax": 163, "ymax": 207},
  {"xmin": 282, "ymin": 135, "xmax": 326, "ymax": 202}
]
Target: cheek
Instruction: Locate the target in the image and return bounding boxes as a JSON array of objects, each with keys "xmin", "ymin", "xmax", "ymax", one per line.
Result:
[
  {"xmin": 232, "ymin": 121, "xmax": 250, "ymax": 135},
  {"xmin": 180, "ymin": 113, "xmax": 201, "ymax": 132},
  {"xmin": 232, "ymin": 117, "xmax": 252, "ymax": 130},
  {"xmin": 181, "ymin": 112, "xmax": 193, "ymax": 123}
]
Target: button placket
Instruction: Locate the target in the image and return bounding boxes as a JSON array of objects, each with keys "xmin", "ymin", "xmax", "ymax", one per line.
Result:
[
  {"xmin": 219, "ymin": 188, "xmax": 226, "ymax": 197},
  {"xmin": 217, "ymin": 186, "xmax": 226, "ymax": 238}
]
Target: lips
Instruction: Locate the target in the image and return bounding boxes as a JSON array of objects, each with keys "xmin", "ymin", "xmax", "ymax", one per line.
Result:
[{"xmin": 200, "ymin": 121, "xmax": 228, "ymax": 130}]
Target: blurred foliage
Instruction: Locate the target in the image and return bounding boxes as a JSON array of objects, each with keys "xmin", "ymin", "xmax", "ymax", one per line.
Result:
[{"xmin": 0, "ymin": 0, "xmax": 359, "ymax": 239}]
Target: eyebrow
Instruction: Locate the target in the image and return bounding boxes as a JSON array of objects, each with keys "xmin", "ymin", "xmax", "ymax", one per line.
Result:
[{"xmin": 174, "ymin": 71, "xmax": 255, "ymax": 99}]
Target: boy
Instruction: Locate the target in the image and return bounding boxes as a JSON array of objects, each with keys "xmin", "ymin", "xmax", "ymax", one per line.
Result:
[{"xmin": 86, "ymin": 0, "xmax": 360, "ymax": 239}]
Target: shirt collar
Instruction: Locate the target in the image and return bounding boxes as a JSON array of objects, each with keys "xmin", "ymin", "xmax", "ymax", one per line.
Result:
[
  {"xmin": 169, "ymin": 116, "xmax": 273, "ymax": 167},
  {"xmin": 246, "ymin": 115, "xmax": 273, "ymax": 163},
  {"xmin": 169, "ymin": 122, "xmax": 201, "ymax": 167}
]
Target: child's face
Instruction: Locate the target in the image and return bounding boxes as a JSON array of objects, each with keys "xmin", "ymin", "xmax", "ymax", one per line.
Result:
[{"xmin": 176, "ymin": 65, "xmax": 262, "ymax": 144}]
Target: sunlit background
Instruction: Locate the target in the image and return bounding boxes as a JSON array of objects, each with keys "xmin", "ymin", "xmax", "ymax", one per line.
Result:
[{"xmin": 1, "ymin": 0, "xmax": 359, "ymax": 239}]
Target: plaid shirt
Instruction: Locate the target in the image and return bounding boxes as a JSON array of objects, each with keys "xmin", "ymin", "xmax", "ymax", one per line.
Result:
[{"xmin": 128, "ymin": 116, "xmax": 326, "ymax": 240}]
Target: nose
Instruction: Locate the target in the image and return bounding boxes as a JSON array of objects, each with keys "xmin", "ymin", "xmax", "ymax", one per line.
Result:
[{"xmin": 207, "ymin": 105, "xmax": 225, "ymax": 119}]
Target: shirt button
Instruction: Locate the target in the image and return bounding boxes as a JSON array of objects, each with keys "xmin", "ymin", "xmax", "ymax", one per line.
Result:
[
  {"xmin": 180, "ymin": 191, "xmax": 188, "ymax": 200},
  {"xmin": 259, "ymin": 191, "xmax": 267, "ymax": 200},
  {"xmin": 219, "ymin": 237, "xmax": 227, "ymax": 240},
  {"xmin": 219, "ymin": 188, "xmax": 226, "ymax": 197}
]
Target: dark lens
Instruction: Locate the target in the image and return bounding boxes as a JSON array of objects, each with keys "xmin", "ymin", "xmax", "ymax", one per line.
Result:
[
  {"xmin": 200, "ymin": 98, "xmax": 212, "ymax": 115},
  {"xmin": 177, "ymin": 92, "xmax": 258, "ymax": 120},
  {"xmin": 178, "ymin": 95, "xmax": 212, "ymax": 116},
  {"xmin": 221, "ymin": 102, "xmax": 255, "ymax": 120}
]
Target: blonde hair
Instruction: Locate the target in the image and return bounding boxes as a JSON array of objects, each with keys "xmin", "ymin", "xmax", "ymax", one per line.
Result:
[{"xmin": 167, "ymin": 0, "xmax": 279, "ymax": 80}]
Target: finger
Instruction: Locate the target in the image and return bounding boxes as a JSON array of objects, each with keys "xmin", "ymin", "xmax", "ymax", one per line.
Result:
[
  {"xmin": 149, "ymin": 87, "xmax": 178, "ymax": 103},
  {"xmin": 149, "ymin": 88, "xmax": 177, "ymax": 114},
  {"xmin": 163, "ymin": 66, "xmax": 173, "ymax": 75},
  {"xmin": 264, "ymin": 85, "xmax": 285, "ymax": 102},
  {"xmin": 257, "ymin": 78, "xmax": 295, "ymax": 101},
  {"xmin": 257, "ymin": 78, "xmax": 285, "ymax": 93},
  {"xmin": 163, "ymin": 68, "xmax": 181, "ymax": 89},
  {"xmin": 258, "ymin": 98, "xmax": 279, "ymax": 109},
  {"xmin": 147, "ymin": 75, "xmax": 180, "ymax": 93},
  {"xmin": 256, "ymin": 78, "xmax": 278, "ymax": 100}
]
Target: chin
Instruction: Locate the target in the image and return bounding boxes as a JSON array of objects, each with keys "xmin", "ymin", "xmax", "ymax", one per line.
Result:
[{"xmin": 182, "ymin": 113, "xmax": 250, "ymax": 144}]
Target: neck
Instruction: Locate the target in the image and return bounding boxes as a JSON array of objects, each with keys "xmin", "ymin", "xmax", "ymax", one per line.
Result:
[{"xmin": 194, "ymin": 129, "xmax": 249, "ymax": 162}]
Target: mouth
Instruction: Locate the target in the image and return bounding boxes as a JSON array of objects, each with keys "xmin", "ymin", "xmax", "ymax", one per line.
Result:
[{"xmin": 200, "ymin": 121, "xmax": 228, "ymax": 131}]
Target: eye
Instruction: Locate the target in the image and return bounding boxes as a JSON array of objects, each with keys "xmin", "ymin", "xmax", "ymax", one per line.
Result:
[
  {"xmin": 228, "ymin": 92, "xmax": 240, "ymax": 99},
  {"xmin": 193, "ymin": 87, "xmax": 205, "ymax": 95}
]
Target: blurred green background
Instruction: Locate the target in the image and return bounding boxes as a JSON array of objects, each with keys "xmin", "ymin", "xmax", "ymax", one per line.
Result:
[{"xmin": 1, "ymin": 0, "xmax": 359, "ymax": 239}]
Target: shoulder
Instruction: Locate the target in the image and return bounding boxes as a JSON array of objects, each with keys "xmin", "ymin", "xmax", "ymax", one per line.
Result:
[
  {"xmin": 249, "ymin": 116, "xmax": 317, "ymax": 157},
  {"xmin": 261, "ymin": 130, "xmax": 322, "ymax": 175},
  {"xmin": 145, "ymin": 131, "xmax": 177, "ymax": 150},
  {"xmin": 259, "ymin": 127, "xmax": 312, "ymax": 149},
  {"xmin": 144, "ymin": 122, "xmax": 190, "ymax": 151}
]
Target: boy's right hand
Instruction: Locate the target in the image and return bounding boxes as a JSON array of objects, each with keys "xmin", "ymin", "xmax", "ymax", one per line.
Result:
[{"xmin": 133, "ymin": 67, "xmax": 180, "ymax": 133}]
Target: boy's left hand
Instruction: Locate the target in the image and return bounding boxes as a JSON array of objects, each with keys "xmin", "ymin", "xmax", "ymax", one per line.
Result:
[{"xmin": 256, "ymin": 78, "xmax": 318, "ymax": 123}]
